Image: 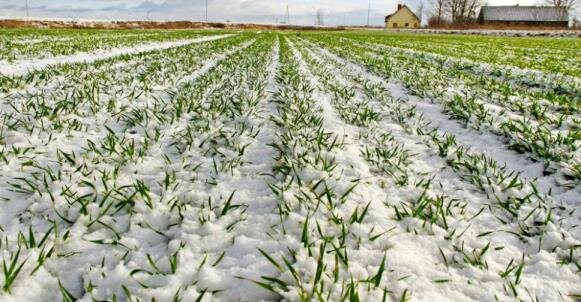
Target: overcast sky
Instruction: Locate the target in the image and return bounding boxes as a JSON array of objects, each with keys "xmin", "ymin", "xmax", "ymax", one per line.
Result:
[{"xmin": 0, "ymin": 0, "xmax": 575, "ymax": 26}]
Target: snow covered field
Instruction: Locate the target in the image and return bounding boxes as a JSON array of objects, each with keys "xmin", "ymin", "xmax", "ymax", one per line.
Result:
[{"xmin": 0, "ymin": 29, "xmax": 579, "ymax": 301}]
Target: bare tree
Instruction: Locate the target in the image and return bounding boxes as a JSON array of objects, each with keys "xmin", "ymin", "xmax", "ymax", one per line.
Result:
[
  {"xmin": 316, "ymin": 9, "xmax": 324, "ymax": 26},
  {"xmin": 544, "ymin": 0, "xmax": 577, "ymax": 21},
  {"xmin": 416, "ymin": 0, "xmax": 425, "ymax": 21},
  {"xmin": 544, "ymin": 0, "xmax": 579, "ymax": 9},
  {"xmin": 448, "ymin": 0, "xmax": 482, "ymax": 23},
  {"xmin": 432, "ymin": 0, "xmax": 449, "ymax": 25}
]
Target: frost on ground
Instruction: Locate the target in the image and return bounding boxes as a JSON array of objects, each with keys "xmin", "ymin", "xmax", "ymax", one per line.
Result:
[{"xmin": 0, "ymin": 30, "xmax": 579, "ymax": 302}]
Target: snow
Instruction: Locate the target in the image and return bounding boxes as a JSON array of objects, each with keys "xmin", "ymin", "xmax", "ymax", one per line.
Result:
[
  {"xmin": 0, "ymin": 30, "xmax": 578, "ymax": 302},
  {"xmin": 293, "ymin": 35, "xmax": 580, "ymax": 300},
  {"xmin": 326, "ymin": 36, "xmax": 579, "ymax": 200},
  {"xmin": 0, "ymin": 35, "xmax": 233, "ymax": 77}
]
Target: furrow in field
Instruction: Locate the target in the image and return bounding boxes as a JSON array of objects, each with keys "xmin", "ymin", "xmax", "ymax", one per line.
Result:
[
  {"xmin": 70, "ymin": 36, "xmax": 263, "ymax": 301},
  {"xmin": 0, "ymin": 36, "xmax": 253, "ymax": 229},
  {"xmin": 108, "ymin": 38, "xmax": 257, "ymax": 117},
  {"xmin": 342, "ymin": 36, "xmax": 581, "ymax": 104},
  {"xmin": 356, "ymin": 34, "xmax": 580, "ymax": 77},
  {"xmin": 199, "ymin": 37, "xmax": 285, "ymax": 301},
  {"xmin": 291, "ymin": 36, "xmax": 581, "ymax": 301},
  {"xmin": 0, "ymin": 37, "xmax": 252, "ymax": 202},
  {"xmin": 0, "ymin": 34, "xmax": 247, "ymax": 99},
  {"xmin": 0, "ymin": 34, "xmax": 233, "ymax": 77},
  {"xmin": 302, "ymin": 36, "xmax": 580, "ymax": 231},
  {"xmin": 340, "ymin": 37, "xmax": 579, "ymax": 127},
  {"xmin": 0, "ymin": 35, "xmax": 254, "ymax": 235},
  {"xmin": 314, "ymin": 42, "xmax": 574, "ymax": 195},
  {"xmin": 0, "ymin": 32, "xmax": 164, "ymax": 56},
  {"xmin": 248, "ymin": 36, "xmax": 405, "ymax": 300},
  {"xmin": 300, "ymin": 34, "xmax": 579, "ymax": 298},
  {"xmin": 342, "ymin": 36, "xmax": 580, "ymax": 118},
  {"xmin": 319, "ymin": 36, "xmax": 580, "ymax": 185},
  {"xmin": 0, "ymin": 29, "xmax": 579, "ymax": 302},
  {"xmin": 0, "ymin": 35, "xmax": 259, "ymax": 301},
  {"xmin": 288, "ymin": 37, "xmax": 494, "ymax": 300},
  {"xmin": 106, "ymin": 36, "xmax": 276, "ymax": 301}
]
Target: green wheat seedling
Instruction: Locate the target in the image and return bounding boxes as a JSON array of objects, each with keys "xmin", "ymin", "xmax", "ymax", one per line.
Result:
[
  {"xmin": 302, "ymin": 33, "xmax": 579, "ymax": 280},
  {"xmin": 0, "ymin": 28, "xmax": 578, "ymax": 302},
  {"xmin": 313, "ymin": 34, "xmax": 579, "ymax": 182},
  {"xmin": 392, "ymin": 189, "xmax": 467, "ymax": 231},
  {"xmin": 2, "ymin": 247, "xmax": 28, "ymax": 293}
]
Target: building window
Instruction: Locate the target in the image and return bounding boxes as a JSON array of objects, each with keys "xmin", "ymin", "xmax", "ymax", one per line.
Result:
[
  {"xmin": 414, "ymin": 23, "xmax": 418, "ymax": 27},
  {"xmin": 405, "ymin": 23, "xmax": 409, "ymax": 27},
  {"xmin": 393, "ymin": 22, "xmax": 398, "ymax": 28}
]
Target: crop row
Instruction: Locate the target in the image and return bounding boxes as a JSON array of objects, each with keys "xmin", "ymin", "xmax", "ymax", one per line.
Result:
[
  {"xmin": 0, "ymin": 29, "xmax": 220, "ymax": 62},
  {"xmin": 333, "ymin": 32, "xmax": 580, "ymax": 77},
  {"xmin": 304, "ymin": 34, "xmax": 580, "ymax": 185},
  {"xmin": 0, "ymin": 33, "xmax": 274, "ymax": 300},
  {"xmin": 289, "ymin": 36, "xmax": 580, "ymax": 300},
  {"xmin": 343, "ymin": 35, "xmax": 580, "ymax": 110},
  {"xmin": 0, "ymin": 30, "xmax": 579, "ymax": 301}
]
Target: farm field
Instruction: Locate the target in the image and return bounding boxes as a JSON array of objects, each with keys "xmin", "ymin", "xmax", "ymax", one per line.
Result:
[{"xmin": 0, "ymin": 29, "xmax": 579, "ymax": 301}]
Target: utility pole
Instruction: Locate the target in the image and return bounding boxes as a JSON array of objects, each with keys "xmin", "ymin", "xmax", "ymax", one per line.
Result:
[
  {"xmin": 285, "ymin": 5, "xmax": 290, "ymax": 25},
  {"xmin": 367, "ymin": 0, "xmax": 371, "ymax": 27},
  {"xmin": 316, "ymin": 9, "xmax": 324, "ymax": 26},
  {"xmin": 25, "ymin": 0, "xmax": 29, "ymax": 18},
  {"xmin": 205, "ymin": 0, "xmax": 208, "ymax": 22}
]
